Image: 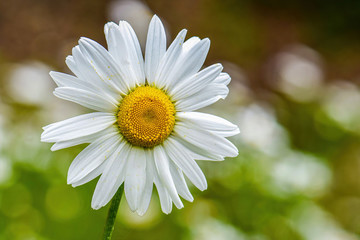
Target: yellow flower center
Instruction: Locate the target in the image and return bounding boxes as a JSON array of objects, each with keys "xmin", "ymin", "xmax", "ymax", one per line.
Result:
[{"xmin": 117, "ymin": 86, "xmax": 175, "ymax": 148}]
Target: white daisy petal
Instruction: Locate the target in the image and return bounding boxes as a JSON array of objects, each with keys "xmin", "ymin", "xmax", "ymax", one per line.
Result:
[
  {"xmin": 41, "ymin": 112, "xmax": 116, "ymax": 142},
  {"xmin": 104, "ymin": 23, "xmax": 137, "ymax": 89},
  {"xmin": 174, "ymin": 123, "xmax": 238, "ymax": 158},
  {"xmin": 50, "ymin": 127, "xmax": 114, "ymax": 151},
  {"xmin": 155, "ymin": 29, "xmax": 187, "ymax": 89},
  {"xmin": 91, "ymin": 141, "xmax": 129, "ymax": 210},
  {"xmin": 50, "ymin": 71, "xmax": 119, "ymax": 104},
  {"xmin": 70, "ymin": 46, "xmax": 119, "ymax": 99},
  {"xmin": 209, "ymin": 129, "xmax": 240, "ymax": 138},
  {"xmin": 169, "ymin": 161, "xmax": 193, "ymax": 202},
  {"xmin": 173, "ymin": 136, "xmax": 225, "ymax": 161},
  {"xmin": 154, "ymin": 173, "xmax": 172, "ymax": 214},
  {"xmin": 153, "ymin": 145, "xmax": 183, "ymax": 209},
  {"xmin": 50, "ymin": 71, "xmax": 88, "ymax": 89},
  {"xmin": 71, "ymin": 46, "xmax": 96, "ymax": 82},
  {"xmin": 145, "ymin": 15, "xmax": 166, "ymax": 85},
  {"xmin": 118, "ymin": 21, "xmax": 145, "ymax": 86},
  {"xmin": 54, "ymin": 87, "xmax": 118, "ymax": 112},
  {"xmin": 71, "ymin": 160, "xmax": 107, "ymax": 187},
  {"xmin": 79, "ymin": 37, "xmax": 129, "ymax": 94},
  {"xmin": 136, "ymin": 149, "xmax": 155, "ymax": 216},
  {"xmin": 65, "ymin": 55, "xmax": 80, "ymax": 77},
  {"xmin": 177, "ymin": 112, "xmax": 240, "ymax": 137},
  {"xmin": 214, "ymin": 72, "xmax": 231, "ymax": 85},
  {"xmin": 212, "ymin": 83, "xmax": 229, "ymax": 99},
  {"xmin": 165, "ymin": 38, "xmax": 211, "ymax": 90},
  {"xmin": 67, "ymin": 132, "xmax": 121, "ymax": 184},
  {"xmin": 169, "ymin": 63, "xmax": 223, "ymax": 100},
  {"xmin": 104, "ymin": 23, "xmax": 141, "ymax": 90},
  {"xmin": 175, "ymin": 83, "xmax": 229, "ymax": 111},
  {"xmin": 182, "ymin": 37, "xmax": 201, "ymax": 53},
  {"xmin": 164, "ymin": 137, "xmax": 207, "ymax": 191},
  {"xmin": 104, "ymin": 22, "xmax": 119, "ymax": 60},
  {"xmin": 125, "ymin": 147, "xmax": 147, "ymax": 211}
]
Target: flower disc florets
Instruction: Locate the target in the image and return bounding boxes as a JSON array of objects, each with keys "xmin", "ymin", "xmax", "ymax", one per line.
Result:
[{"xmin": 117, "ymin": 86, "xmax": 175, "ymax": 148}]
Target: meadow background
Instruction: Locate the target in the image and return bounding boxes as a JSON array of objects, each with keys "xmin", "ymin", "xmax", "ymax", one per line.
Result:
[{"xmin": 1, "ymin": 0, "xmax": 360, "ymax": 239}]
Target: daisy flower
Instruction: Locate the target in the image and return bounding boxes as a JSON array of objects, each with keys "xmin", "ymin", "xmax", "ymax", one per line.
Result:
[{"xmin": 41, "ymin": 15, "xmax": 239, "ymax": 215}]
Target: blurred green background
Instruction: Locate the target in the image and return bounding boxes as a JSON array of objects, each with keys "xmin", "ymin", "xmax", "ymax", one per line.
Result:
[{"xmin": 1, "ymin": 0, "xmax": 360, "ymax": 239}]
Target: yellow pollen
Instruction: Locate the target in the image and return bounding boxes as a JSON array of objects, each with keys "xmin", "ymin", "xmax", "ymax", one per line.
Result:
[{"xmin": 117, "ymin": 86, "xmax": 175, "ymax": 148}]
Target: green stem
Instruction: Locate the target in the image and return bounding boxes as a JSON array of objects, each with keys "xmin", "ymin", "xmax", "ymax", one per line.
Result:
[{"xmin": 103, "ymin": 185, "xmax": 124, "ymax": 240}]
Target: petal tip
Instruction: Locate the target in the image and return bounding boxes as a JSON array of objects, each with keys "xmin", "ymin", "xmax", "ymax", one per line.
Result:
[
  {"xmin": 202, "ymin": 38, "xmax": 211, "ymax": 46},
  {"xmin": 177, "ymin": 203, "xmax": 184, "ymax": 210},
  {"xmin": 78, "ymin": 37, "xmax": 87, "ymax": 45},
  {"xmin": 40, "ymin": 133, "xmax": 49, "ymax": 143},
  {"xmin": 179, "ymin": 29, "xmax": 188, "ymax": 37},
  {"xmin": 119, "ymin": 20, "xmax": 131, "ymax": 28},
  {"xmin": 50, "ymin": 145, "xmax": 58, "ymax": 152},
  {"xmin": 105, "ymin": 21, "xmax": 118, "ymax": 30},
  {"xmin": 162, "ymin": 209, "xmax": 171, "ymax": 215},
  {"xmin": 229, "ymin": 149, "xmax": 239, "ymax": 158},
  {"xmin": 152, "ymin": 14, "xmax": 160, "ymax": 21},
  {"xmin": 214, "ymin": 63, "xmax": 223, "ymax": 68},
  {"xmin": 136, "ymin": 209, "xmax": 146, "ymax": 216},
  {"xmin": 67, "ymin": 178, "xmax": 73, "ymax": 185},
  {"xmin": 91, "ymin": 202, "xmax": 101, "ymax": 210}
]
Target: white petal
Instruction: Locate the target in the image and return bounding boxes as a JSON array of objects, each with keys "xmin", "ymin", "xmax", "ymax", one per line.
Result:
[
  {"xmin": 54, "ymin": 87, "xmax": 118, "ymax": 112},
  {"xmin": 154, "ymin": 173, "xmax": 172, "ymax": 214},
  {"xmin": 65, "ymin": 55, "xmax": 81, "ymax": 77},
  {"xmin": 79, "ymin": 37, "xmax": 129, "ymax": 94},
  {"xmin": 176, "ymin": 112, "xmax": 240, "ymax": 137},
  {"xmin": 212, "ymin": 83, "xmax": 229, "ymax": 99},
  {"xmin": 50, "ymin": 71, "xmax": 88, "ymax": 89},
  {"xmin": 41, "ymin": 112, "xmax": 116, "ymax": 142},
  {"xmin": 71, "ymin": 159, "xmax": 107, "ymax": 187},
  {"xmin": 175, "ymin": 84, "xmax": 229, "ymax": 111},
  {"xmin": 50, "ymin": 127, "xmax": 114, "ymax": 151},
  {"xmin": 214, "ymin": 72, "xmax": 231, "ymax": 85},
  {"xmin": 169, "ymin": 161, "xmax": 193, "ymax": 202},
  {"xmin": 164, "ymin": 137, "xmax": 207, "ymax": 191},
  {"xmin": 70, "ymin": 46, "xmax": 119, "ymax": 99},
  {"xmin": 67, "ymin": 132, "xmax": 121, "ymax": 184},
  {"xmin": 155, "ymin": 29, "xmax": 187, "ymax": 89},
  {"xmin": 104, "ymin": 23, "xmax": 138, "ymax": 89},
  {"xmin": 104, "ymin": 22, "xmax": 120, "ymax": 60},
  {"xmin": 145, "ymin": 15, "xmax": 166, "ymax": 85},
  {"xmin": 50, "ymin": 71, "xmax": 119, "ymax": 103},
  {"xmin": 91, "ymin": 141, "xmax": 130, "ymax": 209},
  {"xmin": 165, "ymin": 38, "xmax": 210, "ymax": 90},
  {"xmin": 107, "ymin": 21, "xmax": 146, "ymax": 86},
  {"xmin": 169, "ymin": 63, "xmax": 222, "ymax": 100},
  {"xmin": 136, "ymin": 149, "xmax": 155, "ymax": 216},
  {"xmin": 173, "ymin": 136, "xmax": 224, "ymax": 161},
  {"xmin": 118, "ymin": 21, "xmax": 145, "ymax": 86},
  {"xmin": 105, "ymin": 23, "xmax": 144, "ymax": 89},
  {"xmin": 174, "ymin": 123, "xmax": 238, "ymax": 157},
  {"xmin": 125, "ymin": 147, "xmax": 147, "ymax": 211},
  {"xmin": 153, "ymin": 145, "xmax": 183, "ymax": 209},
  {"xmin": 71, "ymin": 46, "xmax": 98, "ymax": 83},
  {"xmin": 182, "ymin": 37, "xmax": 200, "ymax": 53}
]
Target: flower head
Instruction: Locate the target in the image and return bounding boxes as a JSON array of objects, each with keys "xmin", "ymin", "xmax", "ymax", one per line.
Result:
[{"xmin": 41, "ymin": 15, "xmax": 239, "ymax": 215}]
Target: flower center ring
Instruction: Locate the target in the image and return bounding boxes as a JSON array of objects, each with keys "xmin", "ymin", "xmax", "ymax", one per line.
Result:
[{"xmin": 117, "ymin": 86, "xmax": 175, "ymax": 148}]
